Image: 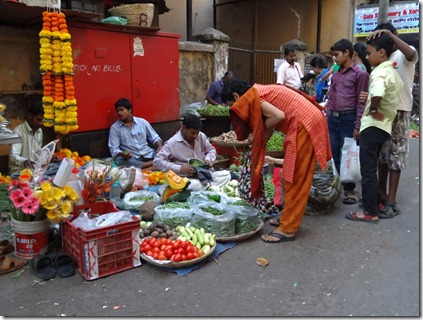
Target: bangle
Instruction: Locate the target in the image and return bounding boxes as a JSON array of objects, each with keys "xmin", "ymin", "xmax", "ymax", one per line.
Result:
[{"xmin": 370, "ymin": 108, "xmax": 377, "ymax": 114}]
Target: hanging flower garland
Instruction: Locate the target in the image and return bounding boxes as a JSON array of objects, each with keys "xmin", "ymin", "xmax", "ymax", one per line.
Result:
[{"xmin": 39, "ymin": 10, "xmax": 78, "ymax": 135}]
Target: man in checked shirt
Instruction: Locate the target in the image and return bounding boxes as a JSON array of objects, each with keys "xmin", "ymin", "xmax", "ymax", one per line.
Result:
[{"xmin": 325, "ymin": 38, "xmax": 369, "ymax": 205}]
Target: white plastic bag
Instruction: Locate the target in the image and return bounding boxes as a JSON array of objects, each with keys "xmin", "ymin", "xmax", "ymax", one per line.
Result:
[{"xmin": 340, "ymin": 137, "xmax": 361, "ymax": 183}]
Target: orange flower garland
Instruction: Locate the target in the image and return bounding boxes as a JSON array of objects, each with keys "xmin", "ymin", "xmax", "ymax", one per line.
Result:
[{"xmin": 39, "ymin": 10, "xmax": 78, "ymax": 134}]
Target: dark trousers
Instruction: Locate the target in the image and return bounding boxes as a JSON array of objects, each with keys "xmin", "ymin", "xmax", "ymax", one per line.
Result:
[
  {"xmin": 327, "ymin": 112, "xmax": 356, "ymax": 191},
  {"xmin": 359, "ymin": 127, "xmax": 390, "ymax": 216}
]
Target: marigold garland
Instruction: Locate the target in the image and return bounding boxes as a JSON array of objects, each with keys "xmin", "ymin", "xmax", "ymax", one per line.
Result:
[{"xmin": 39, "ymin": 10, "xmax": 78, "ymax": 134}]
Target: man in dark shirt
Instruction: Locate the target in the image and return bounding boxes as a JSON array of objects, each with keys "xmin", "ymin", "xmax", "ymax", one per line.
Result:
[
  {"xmin": 205, "ymin": 71, "xmax": 234, "ymax": 105},
  {"xmin": 325, "ymin": 39, "xmax": 369, "ymax": 205}
]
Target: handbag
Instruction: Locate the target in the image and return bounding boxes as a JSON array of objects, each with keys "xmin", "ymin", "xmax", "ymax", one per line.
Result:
[{"xmin": 340, "ymin": 137, "xmax": 361, "ymax": 183}]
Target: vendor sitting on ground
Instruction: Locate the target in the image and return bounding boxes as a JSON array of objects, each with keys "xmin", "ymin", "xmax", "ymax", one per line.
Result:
[
  {"xmin": 153, "ymin": 114, "xmax": 216, "ymax": 177},
  {"xmin": 108, "ymin": 97, "xmax": 162, "ymax": 170},
  {"xmin": 9, "ymin": 100, "xmax": 60, "ymax": 174}
]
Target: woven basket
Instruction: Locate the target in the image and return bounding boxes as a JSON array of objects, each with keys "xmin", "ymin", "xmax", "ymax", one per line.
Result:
[{"xmin": 108, "ymin": 3, "xmax": 154, "ymax": 27}]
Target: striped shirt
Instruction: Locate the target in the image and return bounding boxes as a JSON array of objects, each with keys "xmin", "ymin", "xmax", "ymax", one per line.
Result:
[{"xmin": 254, "ymin": 84, "xmax": 332, "ymax": 183}]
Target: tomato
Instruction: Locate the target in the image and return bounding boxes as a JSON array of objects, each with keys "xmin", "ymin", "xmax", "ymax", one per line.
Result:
[
  {"xmin": 160, "ymin": 244, "xmax": 167, "ymax": 251},
  {"xmin": 153, "ymin": 241, "xmax": 161, "ymax": 248},
  {"xmin": 186, "ymin": 246, "xmax": 194, "ymax": 254},
  {"xmin": 160, "ymin": 237, "xmax": 168, "ymax": 245},
  {"xmin": 181, "ymin": 254, "xmax": 187, "ymax": 261},
  {"xmin": 181, "ymin": 241, "xmax": 189, "ymax": 249},
  {"xmin": 177, "ymin": 248, "xmax": 185, "ymax": 255},
  {"xmin": 165, "ymin": 245, "xmax": 173, "ymax": 251},
  {"xmin": 152, "ymin": 252, "xmax": 159, "ymax": 260},
  {"xmin": 172, "ymin": 241, "xmax": 181, "ymax": 250},
  {"xmin": 153, "ymin": 247, "xmax": 161, "ymax": 253},
  {"xmin": 158, "ymin": 254, "xmax": 167, "ymax": 261},
  {"xmin": 186, "ymin": 252, "xmax": 194, "ymax": 260},
  {"xmin": 144, "ymin": 244, "xmax": 152, "ymax": 252},
  {"xmin": 146, "ymin": 250, "xmax": 153, "ymax": 257},
  {"xmin": 193, "ymin": 252, "xmax": 199, "ymax": 259},
  {"xmin": 165, "ymin": 249, "xmax": 173, "ymax": 259},
  {"xmin": 166, "ymin": 238, "xmax": 173, "ymax": 245},
  {"xmin": 173, "ymin": 254, "xmax": 182, "ymax": 262}
]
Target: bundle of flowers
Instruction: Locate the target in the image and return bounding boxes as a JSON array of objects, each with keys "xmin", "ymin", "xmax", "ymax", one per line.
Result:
[
  {"xmin": 142, "ymin": 170, "xmax": 165, "ymax": 185},
  {"xmin": 54, "ymin": 148, "xmax": 92, "ymax": 167},
  {"xmin": 39, "ymin": 10, "xmax": 78, "ymax": 135},
  {"xmin": 82, "ymin": 164, "xmax": 121, "ymax": 203},
  {"xmin": 5, "ymin": 169, "xmax": 79, "ymax": 223}
]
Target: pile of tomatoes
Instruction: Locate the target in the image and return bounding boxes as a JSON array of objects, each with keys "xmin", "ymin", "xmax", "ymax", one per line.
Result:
[{"xmin": 140, "ymin": 237, "xmax": 205, "ymax": 262}]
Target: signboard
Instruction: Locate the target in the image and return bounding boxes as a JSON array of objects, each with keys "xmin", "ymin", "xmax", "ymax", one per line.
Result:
[{"xmin": 354, "ymin": 1, "xmax": 419, "ymax": 37}]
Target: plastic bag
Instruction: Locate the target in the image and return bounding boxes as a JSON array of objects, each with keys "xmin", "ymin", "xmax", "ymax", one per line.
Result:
[
  {"xmin": 101, "ymin": 16, "xmax": 128, "ymax": 25},
  {"xmin": 306, "ymin": 159, "xmax": 341, "ymax": 215},
  {"xmin": 153, "ymin": 204, "xmax": 193, "ymax": 229},
  {"xmin": 340, "ymin": 137, "xmax": 361, "ymax": 183},
  {"xmin": 226, "ymin": 200, "xmax": 261, "ymax": 234},
  {"xmin": 32, "ymin": 139, "xmax": 59, "ymax": 178},
  {"xmin": 188, "ymin": 190, "xmax": 229, "ymax": 207},
  {"xmin": 121, "ymin": 190, "xmax": 160, "ymax": 211},
  {"xmin": 191, "ymin": 202, "xmax": 236, "ymax": 237},
  {"xmin": 120, "ymin": 167, "xmax": 149, "ymax": 193},
  {"xmin": 71, "ymin": 210, "xmax": 132, "ymax": 231}
]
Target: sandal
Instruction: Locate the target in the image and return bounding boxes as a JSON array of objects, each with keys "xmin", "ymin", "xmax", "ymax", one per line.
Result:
[
  {"xmin": 378, "ymin": 203, "xmax": 401, "ymax": 219},
  {"xmin": 269, "ymin": 216, "xmax": 280, "ymax": 226},
  {"xmin": 54, "ymin": 253, "xmax": 76, "ymax": 278},
  {"xmin": 345, "ymin": 210, "xmax": 378, "ymax": 223},
  {"xmin": 261, "ymin": 231, "xmax": 295, "ymax": 243},
  {"xmin": 30, "ymin": 255, "xmax": 57, "ymax": 280},
  {"xmin": 0, "ymin": 255, "xmax": 27, "ymax": 276},
  {"xmin": 343, "ymin": 191, "xmax": 358, "ymax": 205},
  {"xmin": 0, "ymin": 240, "xmax": 14, "ymax": 256}
]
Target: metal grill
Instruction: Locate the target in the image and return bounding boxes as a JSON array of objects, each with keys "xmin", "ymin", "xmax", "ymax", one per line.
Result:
[{"xmin": 228, "ymin": 42, "xmax": 282, "ymax": 84}]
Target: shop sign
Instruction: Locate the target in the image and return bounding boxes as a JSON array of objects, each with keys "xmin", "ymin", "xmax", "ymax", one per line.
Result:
[{"xmin": 354, "ymin": 1, "xmax": 419, "ymax": 37}]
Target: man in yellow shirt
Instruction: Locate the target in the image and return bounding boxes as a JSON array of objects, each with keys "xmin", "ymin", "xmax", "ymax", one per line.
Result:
[{"xmin": 346, "ymin": 34, "xmax": 403, "ymax": 223}]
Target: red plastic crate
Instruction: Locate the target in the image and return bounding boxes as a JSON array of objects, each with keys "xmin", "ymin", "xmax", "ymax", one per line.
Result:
[{"xmin": 62, "ymin": 201, "xmax": 141, "ymax": 280}]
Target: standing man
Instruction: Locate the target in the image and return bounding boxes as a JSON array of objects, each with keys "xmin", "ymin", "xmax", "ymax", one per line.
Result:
[
  {"xmin": 153, "ymin": 114, "xmax": 216, "ymax": 176},
  {"xmin": 368, "ymin": 23, "xmax": 419, "ymax": 218},
  {"xmin": 205, "ymin": 71, "xmax": 234, "ymax": 106},
  {"xmin": 108, "ymin": 97, "xmax": 162, "ymax": 169},
  {"xmin": 276, "ymin": 46, "xmax": 303, "ymax": 90},
  {"xmin": 325, "ymin": 39, "xmax": 369, "ymax": 205}
]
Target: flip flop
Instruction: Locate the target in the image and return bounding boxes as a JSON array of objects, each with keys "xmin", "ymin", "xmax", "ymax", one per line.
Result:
[
  {"xmin": 54, "ymin": 253, "xmax": 76, "ymax": 278},
  {"xmin": 0, "ymin": 255, "xmax": 27, "ymax": 276},
  {"xmin": 261, "ymin": 231, "xmax": 295, "ymax": 243},
  {"xmin": 0, "ymin": 240, "xmax": 14, "ymax": 256},
  {"xmin": 343, "ymin": 192, "xmax": 358, "ymax": 205},
  {"xmin": 269, "ymin": 218, "xmax": 280, "ymax": 227},
  {"xmin": 30, "ymin": 255, "xmax": 57, "ymax": 280},
  {"xmin": 345, "ymin": 210, "xmax": 378, "ymax": 223}
]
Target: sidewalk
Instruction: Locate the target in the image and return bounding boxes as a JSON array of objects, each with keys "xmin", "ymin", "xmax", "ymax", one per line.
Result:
[{"xmin": 0, "ymin": 138, "xmax": 420, "ymax": 317}]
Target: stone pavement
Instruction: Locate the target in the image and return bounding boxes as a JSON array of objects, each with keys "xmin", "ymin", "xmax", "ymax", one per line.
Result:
[{"xmin": 0, "ymin": 138, "xmax": 420, "ymax": 317}]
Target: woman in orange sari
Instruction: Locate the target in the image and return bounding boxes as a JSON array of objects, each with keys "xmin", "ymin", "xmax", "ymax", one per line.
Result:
[{"xmin": 221, "ymin": 78, "xmax": 332, "ymax": 242}]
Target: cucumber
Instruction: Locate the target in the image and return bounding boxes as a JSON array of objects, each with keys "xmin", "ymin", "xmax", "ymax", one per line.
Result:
[
  {"xmin": 195, "ymin": 229, "xmax": 204, "ymax": 246},
  {"xmin": 190, "ymin": 233, "xmax": 198, "ymax": 246},
  {"xmin": 202, "ymin": 244, "xmax": 211, "ymax": 254}
]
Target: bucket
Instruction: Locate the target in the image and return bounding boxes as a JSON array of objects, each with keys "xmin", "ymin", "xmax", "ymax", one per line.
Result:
[{"xmin": 11, "ymin": 218, "xmax": 50, "ymax": 259}]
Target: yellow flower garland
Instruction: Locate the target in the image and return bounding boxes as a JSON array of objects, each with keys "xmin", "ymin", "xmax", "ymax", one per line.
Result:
[{"xmin": 39, "ymin": 10, "xmax": 78, "ymax": 134}]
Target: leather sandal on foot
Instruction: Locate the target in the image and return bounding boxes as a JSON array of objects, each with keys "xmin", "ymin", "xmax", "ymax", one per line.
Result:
[
  {"xmin": 261, "ymin": 231, "xmax": 295, "ymax": 243},
  {"xmin": 345, "ymin": 210, "xmax": 378, "ymax": 223}
]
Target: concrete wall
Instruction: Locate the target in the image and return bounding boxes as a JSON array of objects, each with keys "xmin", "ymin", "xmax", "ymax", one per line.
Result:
[{"xmin": 178, "ymin": 41, "xmax": 214, "ymax": 109}]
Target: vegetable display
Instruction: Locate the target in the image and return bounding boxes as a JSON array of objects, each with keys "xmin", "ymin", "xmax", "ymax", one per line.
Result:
[
  {"xmin": 176, "ymin": 223, "xmax": 216, "ymax": 254},
  {"xmin": 140, "ymin": 237, "xmax": 205, "ymax": 262},
  {"xmin": 153, "ymin": 203, "xmax": 193, "ymax": 229},
  {"xmin": 211, "ymin": 131, "xmax": 249, "ymax": 144},
  {"xmin": 139, "ymin": 221, "xmax": 179, "ymax": 240},
  {"xmin": 164, "ymin": 170, "xmax": 190, "ymax": 190},
  {"xmin": 266, "ymin": 131, "xmax": 285, "ymax": 151},
  {"xmin": 197, "ymin": 104, "xmax": 229, "ymax": 116}
]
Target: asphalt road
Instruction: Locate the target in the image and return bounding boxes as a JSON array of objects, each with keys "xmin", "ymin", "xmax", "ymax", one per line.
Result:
[{"xmin": 1, "ymin": 138, "xmax": 420, "ymax": 317}]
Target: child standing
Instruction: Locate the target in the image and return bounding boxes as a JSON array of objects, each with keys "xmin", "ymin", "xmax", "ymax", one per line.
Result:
[{"xmin": 346, "ymin": 34, "xmax": 403, "ymax": 223}]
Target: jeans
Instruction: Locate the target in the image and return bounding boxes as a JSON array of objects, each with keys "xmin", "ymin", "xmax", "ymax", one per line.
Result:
[
  {"xmin": 327, "ymin": 113, "xmax": 356, "ymax": 191},
  {"xmin": 359, "ymin": 127, "xmax": 390, "ymax": 216}
]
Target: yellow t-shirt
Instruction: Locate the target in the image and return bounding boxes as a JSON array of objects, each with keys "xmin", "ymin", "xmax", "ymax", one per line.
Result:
[{"xmin": 360, "ymin": 60, "xmax": 404, "ymax": 134}]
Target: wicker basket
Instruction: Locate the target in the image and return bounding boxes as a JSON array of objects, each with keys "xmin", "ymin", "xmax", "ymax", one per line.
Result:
[{"xmin": 108, "ymin": 3, "xmax": 154, "ymax": 27}]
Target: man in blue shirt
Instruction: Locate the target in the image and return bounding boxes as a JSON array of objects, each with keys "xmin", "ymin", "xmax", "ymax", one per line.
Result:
[
  {"xmin": 205, "ymin": 71, "xmax": 234, "ymax": 105},
  {"xmin": 108, "ymin": 97, "xmax": 162, "ymax": 169}
]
